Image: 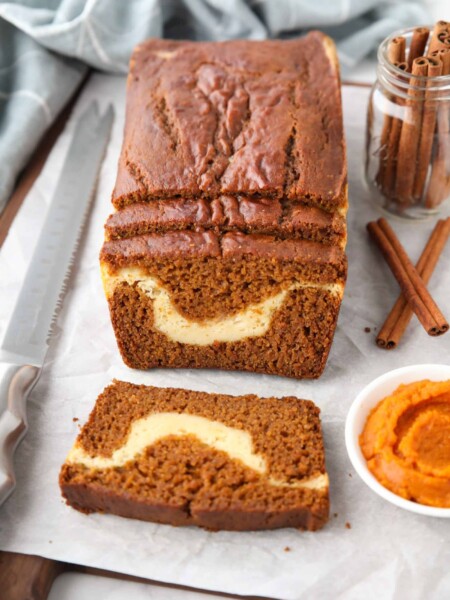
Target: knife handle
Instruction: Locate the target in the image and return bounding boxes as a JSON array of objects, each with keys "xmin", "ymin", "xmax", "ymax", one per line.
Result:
[{"xmin": 0, "ymin": 363, "xmax": 41, "ymax": 505}]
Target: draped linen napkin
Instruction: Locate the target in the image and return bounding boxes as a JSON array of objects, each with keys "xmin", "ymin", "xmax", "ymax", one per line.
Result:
[{"xmin": 0, "ymin": 0, "xmax": 429, "ymax": 212}]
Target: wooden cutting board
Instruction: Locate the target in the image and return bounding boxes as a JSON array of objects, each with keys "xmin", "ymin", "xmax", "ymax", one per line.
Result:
[
  {"xmin": 0, "ymin": 552, "xmax": 63, "ymax": 600},
  {"xmin": 0, "ymin": 551, "xmax": 271, "ymax": 600}
]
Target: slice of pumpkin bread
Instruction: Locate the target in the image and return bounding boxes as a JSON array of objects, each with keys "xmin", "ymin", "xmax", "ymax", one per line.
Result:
[{"xmin": 60, "ymin": 381, "xmax": 329, "ymax": 531}]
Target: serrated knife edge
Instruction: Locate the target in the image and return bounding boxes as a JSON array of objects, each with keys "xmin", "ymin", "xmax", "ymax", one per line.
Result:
[
  {"xmin": 0, "ymin": 101, "xmax": 114, "ymax": 505},
  {"xmin": 0, "ymin": 102, "xmax": 114, "ymax": 366}
]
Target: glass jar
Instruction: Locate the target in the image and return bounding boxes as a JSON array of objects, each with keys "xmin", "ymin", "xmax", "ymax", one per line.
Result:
[{"xmin": 365, "ymin": 27, "xmax": 450, "ymax": 219}]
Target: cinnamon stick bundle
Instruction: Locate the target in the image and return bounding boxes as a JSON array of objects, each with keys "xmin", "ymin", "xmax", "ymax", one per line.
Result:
[
  {"xmin": 367, "ymin": 218, "xmax": 449, "ymax": 336},
  {"xmin": 373, "ymin": 21, "xmax": 450, "ymax": 212},
  {"xmin": 377, "ymin": 218, "xmax": 450, "ymax": 348}
]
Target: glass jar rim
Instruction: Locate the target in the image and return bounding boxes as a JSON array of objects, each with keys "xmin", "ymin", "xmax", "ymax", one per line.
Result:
[
  {"xmin": 377, "ymin": 25, "xmax": 450, "ymax": 99},
  {"xmin": 378, "ymin": 25, "xmax": 450, "ymax": 83}
]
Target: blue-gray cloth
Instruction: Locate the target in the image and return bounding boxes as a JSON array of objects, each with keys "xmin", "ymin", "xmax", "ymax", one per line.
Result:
[{"xmin": 0, "ymin": 0, "xmax": 429, "ymax": 211}]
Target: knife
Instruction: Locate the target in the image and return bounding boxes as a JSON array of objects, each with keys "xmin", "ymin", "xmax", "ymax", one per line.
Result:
[{"xmin": 0, "ymin": 101, "xmax": 114, "ymax": 505}]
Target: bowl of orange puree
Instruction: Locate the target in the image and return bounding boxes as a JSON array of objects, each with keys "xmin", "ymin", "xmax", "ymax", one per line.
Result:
[{"xmin": 345, "ymin": 364, "xmax": 450, "ymax": 517}]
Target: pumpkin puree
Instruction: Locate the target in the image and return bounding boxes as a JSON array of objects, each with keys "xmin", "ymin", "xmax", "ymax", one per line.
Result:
[{"xmin": 360, "ymin": 379, "xmax": 450, "ymax": 508}]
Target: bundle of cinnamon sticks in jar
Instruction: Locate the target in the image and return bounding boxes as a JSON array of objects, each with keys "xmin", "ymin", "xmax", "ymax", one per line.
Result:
[{"xmin": 376, "ymin": 21, "xmax": 450, "ymax": 209}]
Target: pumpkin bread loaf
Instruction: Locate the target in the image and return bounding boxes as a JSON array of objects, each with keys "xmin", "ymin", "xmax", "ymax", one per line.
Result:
[
  {"xmin": 100, "ymin": 33, "xmax": 347, "ymax": 378},
  {"xmin": 60, "ymin": 381, "xmax": 329, "ymax": 531}
]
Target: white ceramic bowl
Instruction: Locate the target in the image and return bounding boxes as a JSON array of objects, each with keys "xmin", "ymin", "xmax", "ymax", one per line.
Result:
[{"xmin": 345, "ymin": 364, "xmax": 450, "ymax": 518}]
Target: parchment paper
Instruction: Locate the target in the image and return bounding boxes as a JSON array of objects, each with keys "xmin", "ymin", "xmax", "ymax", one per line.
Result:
[{"xmin": 0, "ymin": 75, "xmax": 449, "ymax": 600}]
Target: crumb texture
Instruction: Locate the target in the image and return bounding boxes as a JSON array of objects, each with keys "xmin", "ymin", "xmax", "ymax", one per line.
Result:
[
  {"xmin": 107, "ymin": 284, "xmax": 341, "ymax": 378},
  {"xmin": 60, "ymin": 381, "xmax": 329, "ymax": 531}
]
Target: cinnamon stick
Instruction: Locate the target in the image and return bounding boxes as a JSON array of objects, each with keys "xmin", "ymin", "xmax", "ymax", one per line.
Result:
[
  {"xmin": 376, "ymin": 218, "xmax": 450, "ymax": 348},
  {"xmin": 380, "ymin": 63, "xmax": 408, "ymax": 196},
  {"xmin": 389, "ymin": 37, "xmax": 406, "ymax": 63},
  {"xmin": 395, "ymin": 57, "xmax": 429, "ymax": 203},
  {"xmin": 407, "ymin": 27, "xmax": 430, "ymax": 69},
  {"xmin": 376, "ymin": 43, "xmax": 407, "ymax": 192},
  {"xmin": 428, "ymin": 21, "xmax": 450, "ymax": 54},
  {"xmin": 425, "ymin": 47, "xmax": 450, "ymax": 208},
  {"xmin": 425, "ymin": 153, "xmax": 448, "ymax": 209},
  {"xmin": 413, "ymin": 57, "xmax": 443, "ymax": 199},
  {"xmin": 367, "ymin": 217, "xmax": 449, "ymax": 336},
  {"xmin": 429, "ymin": 48, "xmax": 450, "ymax": 73},
  {"xmin": 438, "ymin": 32, "xmax": 450, "ymax": 47},
  {"xmin": 383, "ymin": 116, "xmax": 403, "ymax": 196}
]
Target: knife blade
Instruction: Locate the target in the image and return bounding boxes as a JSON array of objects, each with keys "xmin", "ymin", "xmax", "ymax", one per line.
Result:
[{"xmin": 0, "ymin": 101, "xmax": 114, "ymax": 505}]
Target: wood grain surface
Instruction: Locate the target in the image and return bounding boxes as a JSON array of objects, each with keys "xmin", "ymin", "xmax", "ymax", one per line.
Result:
[{"xmin": 0, "ymin": 552, "xmax": 64, "ymax": 600}]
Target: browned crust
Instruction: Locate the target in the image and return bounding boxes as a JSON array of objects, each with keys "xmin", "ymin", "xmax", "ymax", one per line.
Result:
[
  {"xmin": 112, "ymin": 32, "xmax": 346, "ymax": 210},
  {"xmin": 106, "ymin": 283, "xmax": 342, "ymax": 378},
  {"xmin": 60, "ymin": 477, "xmax": 328, "ymax": 531},
  {"xmin": 105, "ymin": 197, "xmax": 346, "ymax": 245}
]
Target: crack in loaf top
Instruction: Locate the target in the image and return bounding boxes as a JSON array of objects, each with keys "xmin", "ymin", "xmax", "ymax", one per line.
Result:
[{"xmin": 112, "ymin": 33, "xmax": 346, "ymax": 209}]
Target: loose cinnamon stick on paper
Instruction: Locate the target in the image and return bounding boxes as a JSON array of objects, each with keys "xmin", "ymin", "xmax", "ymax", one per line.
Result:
[
  {"xmin": 407, "ymin": 27, "xmax": 430, "ymax": 69},
  {"xmin": 367, "ymin": 217, "xmax": 449, "ymax": 336},
  {"xmin": 377, "ymin": 218, "xmax": 450, "ymax": 348},
  {"xmin": 395, "ymin": 57, "xmax": 429, "ymax": 203},
  {"xmin": 413, "ymin": 57, "xmax": 443, "ymax": 199}
]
